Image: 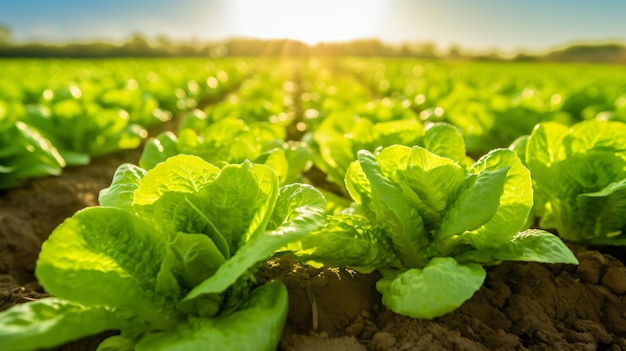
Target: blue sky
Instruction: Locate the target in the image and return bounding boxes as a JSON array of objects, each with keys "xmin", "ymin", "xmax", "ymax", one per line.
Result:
[{"xmin": 1, "ymin": 0, "xmax": 625, "ymax": 53}]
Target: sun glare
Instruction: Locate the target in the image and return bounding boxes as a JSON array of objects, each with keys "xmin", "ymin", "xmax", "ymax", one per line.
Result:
[{"xmin": 229, "ymin": 0, "xmax": 385, "ymax": 44}]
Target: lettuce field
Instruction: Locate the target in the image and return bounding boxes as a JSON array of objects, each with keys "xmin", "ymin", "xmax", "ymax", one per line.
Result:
[{"xmin": 1, "ymin": 57, "xmax": 625, "ymax": 350}]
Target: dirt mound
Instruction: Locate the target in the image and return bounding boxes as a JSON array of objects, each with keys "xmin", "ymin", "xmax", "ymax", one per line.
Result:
[{"xmin": 270, "ymin": 249, "xmax": 626, "ymax": 351}]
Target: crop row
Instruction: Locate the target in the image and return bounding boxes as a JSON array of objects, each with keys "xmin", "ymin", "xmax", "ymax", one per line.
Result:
[
  {"xmin": 345, "ymin": 58, "xmax": 626, "ymax": 155},
  {"xmin": 0, "ymin": 58, "xmax": 249, "ymax": 188},
  {"xmin": 0, "ymin": 58, "xmax": 625, "ymax": 350}
]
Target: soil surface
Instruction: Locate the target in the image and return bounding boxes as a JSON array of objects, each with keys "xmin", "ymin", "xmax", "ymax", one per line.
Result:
[{"xmin": 1, "ymin": 147, "xmax": 626, "ymax": 350}]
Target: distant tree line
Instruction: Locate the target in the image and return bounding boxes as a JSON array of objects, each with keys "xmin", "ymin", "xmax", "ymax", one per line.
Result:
[
  {"xmin": 528, "ymin": 43, "xmax": 626, "ymax": 63},
  {"xmin": 0, "ymin": 35, "xmax": 438, "ymax": 59},
  {"xmin": 0, "ymin": 32, "xmax": 217, "ymax": 58},
  {"xmin": 0, "ymin": 25, "xmax": 624, "ymax": 62}
]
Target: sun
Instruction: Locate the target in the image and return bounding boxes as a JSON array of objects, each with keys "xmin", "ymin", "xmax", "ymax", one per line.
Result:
[{"xmin": 228, "ymin": 0, "xmax": 385, "ymax": 44}]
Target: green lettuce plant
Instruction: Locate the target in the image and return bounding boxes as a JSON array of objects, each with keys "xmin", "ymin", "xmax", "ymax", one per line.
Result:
[
  {"xmin": 0, "ymin": 120, "xmax": 66, "ymax": 188},
  {"xmin": 0, "ymin": 155, "xmax": 326, "ymax": 350},
  {"xmin": 511, "ymin": 119, "xmax": 626, "ymax": 245},
  {"xmin": 289, "ymin": 125, "xmax": 577, "ymax": 319},
  {"xmin": 98, "ymin": 82, "xmax": 172, "ymax": 128},
  {"xmin": 139, "ymin": 117, "xmax": 310, "ymax": 184},
  {"xmin": 24, "ymin": 101, "xmax": 147, "ymax": 165},
  {"xmin": 310, "ymin": 114, "xmax": 426, "ymax": 194},
  {"xmin": 432, "ymin": 82, "xmax": 572, "ymax": 157}
]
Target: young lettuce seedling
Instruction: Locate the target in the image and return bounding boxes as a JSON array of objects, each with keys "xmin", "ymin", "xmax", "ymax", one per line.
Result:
[
  {"xmin": 0, "ymin": 155, "xmax": 326, "ymax": 351},
  {"xmin": 289, "ymin": 123, "xmax": 578, "ymax": 319}
]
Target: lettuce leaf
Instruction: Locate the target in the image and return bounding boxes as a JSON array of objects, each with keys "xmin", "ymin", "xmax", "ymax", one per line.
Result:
[
  {"xmin": 376, "ymin": 257, "xmax": 486, "ymax": 319},
  {"xmin": 136, "ymin": 281, "xmax": 287, "ymax": 351},
  {"xmin": 423, "ymin": 122, "xmax": 468, "ymax": 166},
  {"xmin": 287, "ymin": 213, "xmax": 398, "ymax": 273},
  {"xmin": 36, "ymin": 207, "xmax": 182, "ymax": 330},
  {"xmin": 0, "ymin": 298, "xmax": 129, "ymax": 351},
  {"xmin": 356, "ymin": 150, "xmax": 430, "ymax": 268},
  {"xmin": 98, "ymin": 163, "xmax": 146, "ymax": 210},
  {"xmin": 461, "ymin": 149, "xmax": 533, "ymax": 249},
  {"xmin": 454, "ymin": 229, "xmax": 578, "ymax": 264},
  {"xmin": 434, "ymin": 166, "xmax": 508, "ymax": 253}
]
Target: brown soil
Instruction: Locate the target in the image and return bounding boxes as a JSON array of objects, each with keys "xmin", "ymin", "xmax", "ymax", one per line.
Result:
[{"xmin": 1, "ymin": 148, "xmax": 626, "ymax": 351}]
